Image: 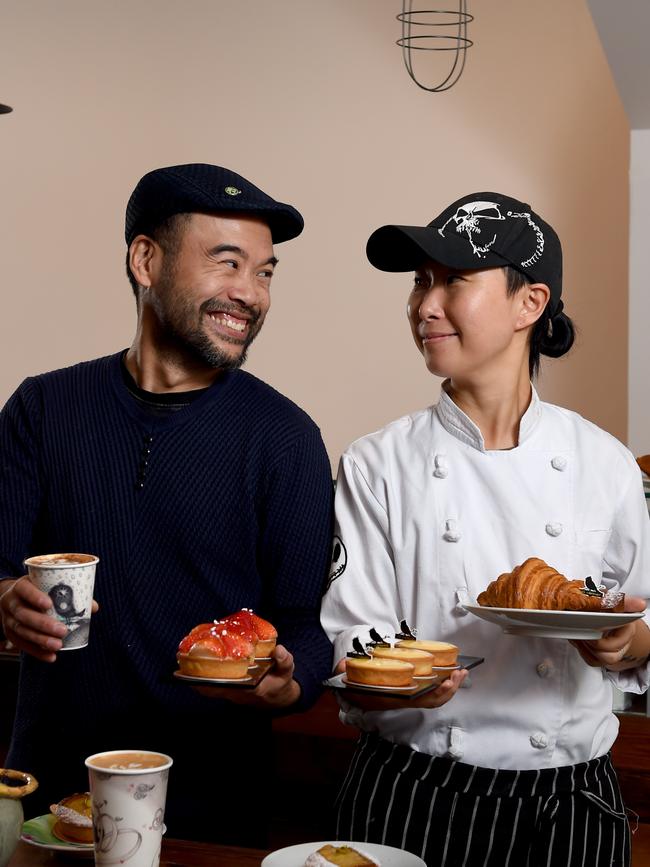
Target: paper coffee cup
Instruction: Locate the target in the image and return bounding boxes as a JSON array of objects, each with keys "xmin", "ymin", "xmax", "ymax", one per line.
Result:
[
  {"xmin": 24, "ymin": 553, "xmax": 99, "ymax": 650},
  {"xmin": 85, "ymin": 750, "xmax": 173, "ymax": 867}
]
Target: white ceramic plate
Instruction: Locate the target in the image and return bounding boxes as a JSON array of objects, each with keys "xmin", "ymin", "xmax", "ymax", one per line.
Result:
[
  {"xmin": 21, "ymin": 814, "xmax": 93, "ymax": 857},
  {"xmin": 262, "ymin": 840, "xmax": 426, "ymax": 866},
  {"xmin": 463, "ymin": 603, "xmax": 645, "ymax": 638}
]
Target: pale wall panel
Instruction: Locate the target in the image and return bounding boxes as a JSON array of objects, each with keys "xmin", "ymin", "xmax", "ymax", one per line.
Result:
[{"xmin": 0, "ymin": 0, "xmax": 630, "ymax": 466}]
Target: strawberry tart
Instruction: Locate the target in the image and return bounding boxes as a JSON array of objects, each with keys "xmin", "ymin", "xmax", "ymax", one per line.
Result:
[{"xmin": 177, "ymin": 622, "xmax": 255, "ymax": 679}]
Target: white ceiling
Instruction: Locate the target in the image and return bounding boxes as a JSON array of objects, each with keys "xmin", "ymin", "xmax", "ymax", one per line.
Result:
[{"xmin": 587, "ymin": 0, "xmax": 650, "ymax": 130}]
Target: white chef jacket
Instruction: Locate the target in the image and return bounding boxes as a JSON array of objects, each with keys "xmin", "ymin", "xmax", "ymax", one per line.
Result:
[{"xmin": 321, "ymin": 384, "xmax": 650, "ymax": 770}]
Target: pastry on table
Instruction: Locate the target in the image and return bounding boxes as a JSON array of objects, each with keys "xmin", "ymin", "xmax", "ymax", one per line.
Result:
[
  {"xmin": 304, "ymin": 843, "xmax": 380, "ymax": 866},
  {"xmin": 177, "ymin": 623, "xmax": 256, "ymax": 678},
  {"xmin": 50, "ymin": 792, "xmax": 93, "ymax": 844},
  {"xmin": 477, "ymin": 557, "xmax": 625, "ymax": 611},
  {"xmin": 221, "ymin": 608, "xmax": 278, "ymax": 657}
]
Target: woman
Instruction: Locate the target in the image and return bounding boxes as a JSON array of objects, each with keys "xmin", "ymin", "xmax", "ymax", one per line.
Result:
[{"xmin": 321, "ymin": 192, "xmax": 650, "ymax": 866}]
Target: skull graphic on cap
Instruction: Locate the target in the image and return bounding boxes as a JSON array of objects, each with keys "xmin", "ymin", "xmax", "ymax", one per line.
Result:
[{"xmin": 439, "ymin": 201, "xmax": 506, "ymax": 258}]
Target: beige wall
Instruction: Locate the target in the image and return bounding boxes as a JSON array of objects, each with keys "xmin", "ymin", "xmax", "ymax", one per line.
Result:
[{"xmin": 0, "ymin": 0, "xmax": 629, "ymax": 468}]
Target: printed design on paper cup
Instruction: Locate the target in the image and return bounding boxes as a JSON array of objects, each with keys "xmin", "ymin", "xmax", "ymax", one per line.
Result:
[
  {"xmin": 133, "ymin": 783, "xmax": 155, "ymax": 800},
  {"xmin": 50, "ymin": 577, "xmax": 91, "ymax": 649},
  {"xmin": 92, "ymin": 799, "xmax": 142, "ymax": 863},
  {"xmin": 150, "ymin": 807, "xmax": 164, "ymax": 831},
  {"xmin": 49, "ymin": 583, "xmax": 86, "ymax": 619}
]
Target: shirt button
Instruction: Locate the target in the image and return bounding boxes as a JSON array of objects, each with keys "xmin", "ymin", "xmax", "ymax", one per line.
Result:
[
  {"xmin": 545, "ymin": 522, "xmax": 563, "ymax": 537},
  {"xmin": 536, "ymin": 660, "xmax": 553, "ymax": 678},
  {"xmin": 530, "ymin": 732, "xmax": 548, "ymax": 749},
  {"xmin": 455, "ymin": 589, "xmax": 470, "ymax": 616},
  {"xmin": 551, "ymin": 456, "xmax": 567, "ymax": 471},
  {"xmin": 433, "ymin": 453, "xmax": 448, "ymax": 479},
  {"xmin": 443, "ymin": 519, "xmax": 461, "ymax": 542}
]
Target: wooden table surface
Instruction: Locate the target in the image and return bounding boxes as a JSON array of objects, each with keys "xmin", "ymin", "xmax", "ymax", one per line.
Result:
[{"xmin": 9, "ymin": 837, "xmax": 270, "ymax": 865}]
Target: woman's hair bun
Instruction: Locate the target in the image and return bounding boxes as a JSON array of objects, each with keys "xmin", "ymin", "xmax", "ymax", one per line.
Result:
[{"xmin": 539, "ymin": 311, "xmax": 575, "ymax": 359}]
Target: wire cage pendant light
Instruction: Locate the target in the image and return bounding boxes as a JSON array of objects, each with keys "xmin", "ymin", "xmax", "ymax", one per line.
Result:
[{"xmin": 397, "ymin": 1, "xmax": 474, "ymax": 92}]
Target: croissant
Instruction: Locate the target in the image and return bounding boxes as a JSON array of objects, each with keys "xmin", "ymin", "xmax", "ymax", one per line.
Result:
[{"xmin": 477, "ymin": 558, "xmax": 624, "ymax": 611}]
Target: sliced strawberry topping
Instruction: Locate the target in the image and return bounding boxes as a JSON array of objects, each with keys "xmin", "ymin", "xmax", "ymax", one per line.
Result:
[
  {"xmin": 220, "ymin": 611, "xmax": 257, "ymax": 643},
  {"xmin": 187, "ymin": 636, "xmax": 226, "ymax": 658},
  {"xmin": 178, "ymin": 611, "xmax": 275, "ymax": 658},
  {"xmin": 178, "ymin": 623, "xmax": 216, "ymax": 654},
  {"xmin": 225, "ymin": 609, "xmax": 277, "ymax": 641},
  {"xmin": 219, "ymin": 628, "xmax": 255, "ymax": 660},
  {"xmin": 249, "ymin": 612, "xmax": 277, "ymax": 640}
]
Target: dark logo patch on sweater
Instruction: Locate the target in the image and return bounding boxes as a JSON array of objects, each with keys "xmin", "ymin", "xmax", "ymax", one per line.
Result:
[{"xmin": 326, "ymin": 536, "xmax": 347, "ymax": 590}]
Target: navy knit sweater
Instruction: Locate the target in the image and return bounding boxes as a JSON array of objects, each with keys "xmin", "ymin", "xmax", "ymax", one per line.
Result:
[{"xmin": 1, "ymin": 352, "xmax": 334, "ymax": 840}]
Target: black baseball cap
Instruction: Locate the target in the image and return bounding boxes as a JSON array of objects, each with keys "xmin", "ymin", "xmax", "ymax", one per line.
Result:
[
  {"xmin": 366, "ymin": 192, "xmax": 563, "ymax": 311},
  {"xmin": 125, "ymin": 163, "xmax": 304, "ymax": 246}
]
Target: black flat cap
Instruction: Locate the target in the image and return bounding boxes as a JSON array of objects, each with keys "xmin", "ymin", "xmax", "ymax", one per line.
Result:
[{"xmin": 125, "ymin": 163, "xmax": 304, "ymax": 246}]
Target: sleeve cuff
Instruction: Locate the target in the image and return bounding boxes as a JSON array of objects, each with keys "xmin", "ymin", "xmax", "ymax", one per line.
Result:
[{"xmin": 606, "ymin": 658, "xmax": 650, "ymax": 695}]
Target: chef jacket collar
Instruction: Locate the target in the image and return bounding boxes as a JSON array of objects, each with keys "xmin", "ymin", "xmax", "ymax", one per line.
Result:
[{"xmin": 435, "ymin": 380, "xmax": 542, "ymax": 452}]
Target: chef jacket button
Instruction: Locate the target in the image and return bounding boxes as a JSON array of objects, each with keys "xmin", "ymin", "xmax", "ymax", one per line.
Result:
[
  {"xmin": 545, "ymin": 522, "xmax": 563, "ymax": 537},
  {"xmin": 433, "ymin": 453, "xmax": 448, "ymax": 479},
  {"xmin": 454, "ymin": 588, "xmax": 470, "ymax": 616},
  {"xmin": 443, "ymin": 519, "xmax": 461, "ymax": 542},
  {"xmin": 536, "ymin": 660, "xmax": 553, "ymax": 678},
  {"xmin": 551, "ymin": 456, "xmax": 567, "ymax": 471},
  {"xmin": 530, "ymin": 732, "xmax": 548, "ymax": 749}
]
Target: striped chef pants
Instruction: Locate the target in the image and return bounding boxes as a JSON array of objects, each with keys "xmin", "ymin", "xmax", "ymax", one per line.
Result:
[{"xmin": 335, "ymin": 733, "xmax": 630, "ymax": 867}]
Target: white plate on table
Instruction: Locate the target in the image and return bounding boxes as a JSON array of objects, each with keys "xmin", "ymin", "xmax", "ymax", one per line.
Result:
[
  {"xmin": 21, "ymin": 814, "xmax": 93, "ymax": 857},
  {"xmin": 463, "ymin": 603, "xmax": 645, "ymax": 639},
  {"xmin": 262, "ymin": 840, "xmax": 426, "ymax": 866}
]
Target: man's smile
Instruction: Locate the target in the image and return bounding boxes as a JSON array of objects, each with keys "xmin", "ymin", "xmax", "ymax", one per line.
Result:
[{"xmin": 207, "ymin": 311, "xmax": 248, "ymax": 334}]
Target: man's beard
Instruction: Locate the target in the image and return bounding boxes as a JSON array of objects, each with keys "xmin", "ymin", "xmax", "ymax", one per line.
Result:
[
  {"xmin": 154, "ymin": 266, "xmax": 263, "ymax": 372},
  {"xmin": 173, "ymin": 305, "xmax": 260, "ymax": 371}
]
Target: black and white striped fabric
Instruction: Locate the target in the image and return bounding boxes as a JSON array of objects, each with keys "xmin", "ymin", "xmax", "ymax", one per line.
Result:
[{"xmin": 335, "ymin": 734, "xmax": 630, "ymax": 867}]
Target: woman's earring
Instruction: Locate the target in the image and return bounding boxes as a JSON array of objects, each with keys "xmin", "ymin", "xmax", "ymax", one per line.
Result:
[{"xmin": 547, "ymin": 317, "xmax": 554, "ymax": 338}]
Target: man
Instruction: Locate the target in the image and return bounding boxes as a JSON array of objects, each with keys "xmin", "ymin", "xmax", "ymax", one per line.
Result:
[{"xmin": 0, "ymin": 164, "xmax": 334, "ymax": 845}]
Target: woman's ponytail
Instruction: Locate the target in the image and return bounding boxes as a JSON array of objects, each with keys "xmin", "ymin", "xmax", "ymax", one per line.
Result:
[{"xmin": 505, "ymin": 267, "xmax": 576, "ymax": 378}]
